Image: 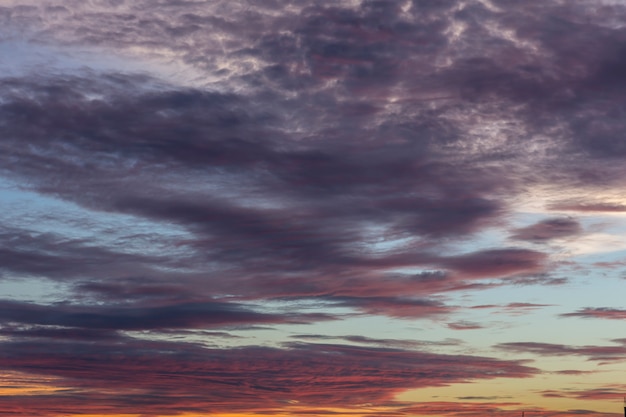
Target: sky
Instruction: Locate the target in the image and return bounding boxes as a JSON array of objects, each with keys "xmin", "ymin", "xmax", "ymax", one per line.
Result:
[{"xmin": 1, "ymin": 0, "xmax": 626, "ymax": 416}]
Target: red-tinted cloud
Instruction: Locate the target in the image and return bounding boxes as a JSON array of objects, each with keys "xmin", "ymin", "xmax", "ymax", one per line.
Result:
[
  {"xmin": 561, "ymin": 308, "xmax": 626, "ymax": 320},
  {"xmin": 397, "ymin": 402, "xmax": 620, "ymax": 417},
  {"xmin": 0, "ymin": 339, "xmax": 537, "ymax": 415},
  {"xmin": 439, "ymin": 249, "xmax": 547, "ymax": 278},
  {"xmin": 510, "ymin": 218, "xmax": 581, "ymax": 242},
  {"xmin": 548, "ymin": 201, "xmax": 626, "ymax": 213},
  {"xmin": 540, "ymin": 386, "xmax": 626, "ymax": 401},
  {"xmin": 470, "ymin": 303, "xmax": 553, "ymax": 315},
  {"xmin": 574, "ymin": 388, "xmax": 626, "ymax": 402},
  {"xmin": 496, "ymin": 340, "xmax": 626, "ymax": 362},
  {"xmin": 292, "ymin": 334, "xmax": 461, "ymax": 350},
  {"xmin": 552, "ymin": 369, "xmax": 597, "ymax": 375},
  {"xmin": 447, "ymin": 321, "xmax": 483, "ymax": 330}
]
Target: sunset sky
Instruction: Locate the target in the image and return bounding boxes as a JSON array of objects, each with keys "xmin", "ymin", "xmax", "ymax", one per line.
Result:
[{"xmin": 2, "ymin": 1, "xmax": 626, "ymax": 416}]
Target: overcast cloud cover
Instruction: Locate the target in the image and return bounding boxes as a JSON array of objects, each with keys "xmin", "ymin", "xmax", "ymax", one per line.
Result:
[{"xmin": 1, "ymin": 1, "xmax": 626, "ymax": 416}]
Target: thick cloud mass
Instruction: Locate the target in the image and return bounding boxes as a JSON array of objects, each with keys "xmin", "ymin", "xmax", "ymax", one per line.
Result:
[{"xmin": 1, "ymin": 1, "xmax": 626, "ymax": 416}]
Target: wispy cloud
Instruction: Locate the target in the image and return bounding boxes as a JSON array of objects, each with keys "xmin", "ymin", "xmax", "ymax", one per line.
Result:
[
  {"xmin": 540, "ymin": 386, "xmax": 626, "ymax": 401},
  {"xmin": 510, "ymin": 218, "xmax": 582, "ymax": 242},
  {"xmin": 496, "ymin": 339, "xmax": 626, "ymax": 362},
  {"xmin": 561, "ymin": 308, "xmax": 626, "ymax": 320}
]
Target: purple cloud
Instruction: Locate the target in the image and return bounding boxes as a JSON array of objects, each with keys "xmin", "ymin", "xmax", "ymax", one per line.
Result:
[
  {"xmin": 561, "ymin": 308, "xmax": 626, "ymax": 320},
  {"xmin": 0, "ymin": 338, "xmax": 537, "ymax": 414},
  {"xmin": 510, "ymin": 218, "xmax": 582, "ymax": 242},
  {"xmin": 447, "ymin": 321, "xmax": 483, "ymax": 330},
  {"xmin": 2, "ymin": 0, "xmax": 626, "ymax": 415},
  {"xmin": 496, "ymin": 339, "xmax": 626, "ymax": 362}
]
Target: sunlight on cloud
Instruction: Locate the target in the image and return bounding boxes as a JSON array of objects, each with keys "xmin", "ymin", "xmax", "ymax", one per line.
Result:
[
  {"xmin": 559, "ymin": 233, "xmax": 626, "ymax": 257},
  {"xmin": 0, "ymin": 371, "xmax": 68, "ymax": 395}
]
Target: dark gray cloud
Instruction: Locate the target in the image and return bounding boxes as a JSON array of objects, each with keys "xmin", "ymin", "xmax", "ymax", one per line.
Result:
[
  {"xmin": 0, "ymin": 299, "xmax": 332, "ymax": 331},
  {"xmin": 0, "ymin": 227, "xmax": 163, "ymax": 281}
]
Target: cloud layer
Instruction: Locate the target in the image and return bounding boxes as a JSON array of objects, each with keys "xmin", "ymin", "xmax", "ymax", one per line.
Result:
[
  {"xmin": 2, "ymin": 0, "xmax": 626, "ymax": 416},
  {"xmin": 0, "ymin": 336, "xmax": 537, "ymax": 414}
]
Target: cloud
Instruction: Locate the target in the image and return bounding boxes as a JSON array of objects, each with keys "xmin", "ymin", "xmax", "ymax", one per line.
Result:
[
  {"xmin": 0, "ymin": 227, "xmax": 171, "ymax": 283},
  {"xmin": 292, "ymin": 334, "xmax": 462, "ymax": 350},
  {"xmin": 510, "ymin": 218, "xmax": 582, "ymax": 242},
  {"xmin": 447, "ymin": 321, "xmax": 483, "ymax": 330},
  {"xmin": 0, "ymin": 73, "xmax": 520, "ymax": 291},
  {"xmin": 2, "ymin": 0, "xmax": 626, "ymax": 415},
  {"xmin": 439, "ymin": 249, "xmax": 547, "ymax": 278},
  {"xmin": 496, "ymin": 339, "xmax": 626, "ymax": 362},
  {"xmin": 0, "ymin": 339, "xmax": 538, "ymax": 414},
  {"xmin": 0, "ymin": 299, "xmax": 332, "ymax": 331},
  {"xmin": 548, "ymin": 201, "xmax": 626, "ymax": 213},
  {"xmin": 469, "ymin": 303, "xmax": 553, "ymax": 315},
  {"xmin": 395, "ymin": 402, "xmax": 618, "ymax": 417},
  {"xmin": 540, "ymin": 386, "xmax": 626, "ymax": 401},
  {"xmin": 326, "ymin": 296, "xmax": 454, "ymax": 318},
  {"xmin": 561, "ymin": 307, "xmax": 626, "ymax": 320},
  {"xmin": 552, "ymin": 370, "xmax": 597, "ymax": 375},
  {"xmin": 456, "ymin": 396, "xmax": 512, "ymax": 400}
]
